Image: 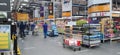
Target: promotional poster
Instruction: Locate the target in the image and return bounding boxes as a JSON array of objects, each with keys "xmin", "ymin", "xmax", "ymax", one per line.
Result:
[{"xmin": 0, "ymin": 25, "xmax": 11, "ymax": 51}]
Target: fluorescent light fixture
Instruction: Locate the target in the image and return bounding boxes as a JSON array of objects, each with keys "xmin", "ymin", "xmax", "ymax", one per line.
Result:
[
  {"xmin": 11, "ymin": 3, "xmax": 13, "ymax": 6},
  {"xmin": 24, "ymin": 0, "xmax": 29, "ymax": 2},
  {"xmin": 21, "ymin": 3, "xmax": 27, "ymax": 6},
  {"xmin": 11, "ymin": 0, "xmax": 14, "ymax": 2}
]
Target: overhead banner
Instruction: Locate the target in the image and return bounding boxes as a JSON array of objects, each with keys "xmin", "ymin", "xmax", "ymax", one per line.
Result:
[
  {"xmin": 0, "ymin": 25, "xmax": 11, "ymax": 51},
  {"xmin": 88, "ymin": 12, "xmax": 110, "ymax": 17},
  {"xmin": 88, "ymin": 0, "xmax": 110, "ymax": 7},
  {"xmin": 0, "ymin": 0, "xmax": 10, "ymax": 11},
  {"xmin": 112, "ymin": 13, "xmax": 120, "ymax": 17},
  {"xmin": 62, "ymin": 11, "xmax": 71, "ymax": 17},
  {"xmin": 62, "ymin": 0, "xmax": 72, "ymax": 17},
  {"xmin": 17, "ymin": 13, "xmax": 29, "ymax": 21},
  {"xmin": 54, "ymin": 2, "xmax": 62, "ymax": 18},
  {"xmin": 62, "ymin": 0, "xmax": 72, "ymax": 12},
  {"xmin": 34, "ymin": 8, "xmax": 40, "ymax": 18},
  {"xmin": 40, "ymin": 6, "xmax": 44, "ymax": 19},
  {"xmin": 29, "ymin": 3, "xmax": 39, "ymax": 7},
  {"xmin": 88, "ymin": 4, "xmax": 110, "ymax": 14}
]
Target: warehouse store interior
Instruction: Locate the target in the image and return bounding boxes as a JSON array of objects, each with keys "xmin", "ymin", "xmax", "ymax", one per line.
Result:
[{"xmin": 0, "ymin": 0, "xmax": 120, "ymax": 55}]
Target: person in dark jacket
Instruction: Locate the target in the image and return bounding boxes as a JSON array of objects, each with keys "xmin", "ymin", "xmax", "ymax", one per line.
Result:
[
  {"xmin": 31, "ymin": 22, "xmax": 36, "ymax": 35},
  {"xmin": 25, "ymin": 22, "xmax": 30, "ymax": 35},
  {"xmin": 19, "ymin": 22, "xmax": 26, "ymax": 39},
  {"xmin": 43, "ymin": 22, "xmax": 48, "ymax": 38},
  {"xmin": 11, "ymin": 22, "xmax": 17, "ymax": 39},
  {"xmin": 11, "ymin": 22, "xmax": 17, "ymax": 35},
  {"xmin": 11, "ymin": 22, "xmax": 17, "ymax": 55}
]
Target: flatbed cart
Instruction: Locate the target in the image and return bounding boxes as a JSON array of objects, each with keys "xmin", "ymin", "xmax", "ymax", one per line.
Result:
[
  {"xmin": 82, "ymin": 24, "xmax": 101, "ymax": 48},
  {"xmin": 82, "ymin": 34, "xmax": 101, "ymax": 48},
  {"xmin": 62, "ymin": 34, "xmax": 81, "ymax": 51}
]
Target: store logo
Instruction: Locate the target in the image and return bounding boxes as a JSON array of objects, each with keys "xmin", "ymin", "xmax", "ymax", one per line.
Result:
[{"xmin": 64, "ymin": 0, "xmax": 70, "ymax": 4}]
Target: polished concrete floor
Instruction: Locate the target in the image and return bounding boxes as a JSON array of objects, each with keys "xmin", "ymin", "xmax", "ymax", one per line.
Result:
[{"xmin": 18, "ymin": 32, "xmax": 120, "ymax": 55}]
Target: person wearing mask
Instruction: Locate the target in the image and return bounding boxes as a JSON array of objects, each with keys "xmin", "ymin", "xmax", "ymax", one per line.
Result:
[{"xmin": 42, "ymin": 22, "xmax": 48, "ymax": 38}]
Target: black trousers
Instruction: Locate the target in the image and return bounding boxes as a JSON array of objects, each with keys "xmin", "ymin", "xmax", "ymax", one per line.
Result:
[
  {"xmin": 19, "ymin": 30, "xmax": 25, "ymax": 38},
  {"xmin": 14, "ymin": 37, "xmax": 17, "ymax": 55}
]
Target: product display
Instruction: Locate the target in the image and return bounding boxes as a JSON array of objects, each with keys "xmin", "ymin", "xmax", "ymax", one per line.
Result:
[
  {"xmin": 0, "ymin": 25, "xmax": 11, "ymax": 51},
  {"xmin": 47, "ymin": 22, "xmax": 58, "ymax": 37},
  {"xmin": 82, "ymin": 24, "xmax": 101, "ymax": 47},
  {"xmin": 56, "ymin": 20, "xmax": 65, "ymax": 34},
  {"xmin": 100, "ymin": 18, "xmax": 114, "ymax": 40}
]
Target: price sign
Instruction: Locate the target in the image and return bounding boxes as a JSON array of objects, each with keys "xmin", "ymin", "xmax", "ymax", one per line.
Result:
[{"xmin": 0, "ymin": 25, "xmax": 11, "ymax": 51}]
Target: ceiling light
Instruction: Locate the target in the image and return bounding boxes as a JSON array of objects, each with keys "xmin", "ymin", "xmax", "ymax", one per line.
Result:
[
  {"xmin": 24, "ymin": 0, "xmax": 29, "ymax": 2},
  {"xmin": 12, "ymin": 0, "xmax": 14, "ymax": 2},
  {"xmin": 11, "ymin": 3, "xmax": 13, "ymax": 6},
  {"xmin": 21, "ymin": 3, "xmax": 27, "ymax": 6}
]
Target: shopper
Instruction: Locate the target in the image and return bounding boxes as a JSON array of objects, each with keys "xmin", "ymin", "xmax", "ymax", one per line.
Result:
[
  {"xmin": 42, "ymin": 22, "xmax": 48, "ymax": 38},
  {"xmin": 11, "ymin": 22, "xmax": 17, "ymax": 39},
  {"xmin": 31, "ymin": 22, "xmax": 36, "ymax": 35},
  {"xmin": 17, "ymin": 22, "xmax": 20, "ymax": 28},
  {"xmin": 19, "ymin": 22, "xmax": 26, "ymax": 39},
  {"xmin": 25, "ymin": 22, "xmax": 30, "ymax": 35},
  {"xmin": 11, "ymin": 22, "xmax": 18, "ymax": 55}
]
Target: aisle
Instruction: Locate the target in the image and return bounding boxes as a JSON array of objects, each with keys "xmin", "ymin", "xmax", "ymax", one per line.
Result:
[
  {"xmin": 18, "ymin": 32, "xmax": 75, "ymax": 55},
  {"xmin": 17, "ymin": 32, "xmax": 120, "ymax": 55}
]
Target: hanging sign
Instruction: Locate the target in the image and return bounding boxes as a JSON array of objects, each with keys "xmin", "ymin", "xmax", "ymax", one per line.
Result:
[
  {"xmin": 89, "ymin": 12, "xmax": 110, "ymax": 17},
  {"xmin": 0, "ymin": 0, "xmax": 10, "ymax": 11},
  {"xmin": 62, "ymin": 0, "xmax": 72, "ymax": 17},
  {"xmin": 17, "ymin": 13, "xmax": 29, "ymax": 21},
  {"xmin": 40, "ymin": 6, "xmax": 44, "ymax": 19},
  {"xmin": 62, "ymin": 0, "xmax": 72, "ymax": 12},
  {"xmin": 88, "ymin": 0, "xmax": 110, "ymax": 7},
  {"xmin": 88, "ymin": 4, "xmax": 110, "ymax": 14},
  {"xmin": 29, "ymin": 3, "xmax": 39, "ymax": 7}
]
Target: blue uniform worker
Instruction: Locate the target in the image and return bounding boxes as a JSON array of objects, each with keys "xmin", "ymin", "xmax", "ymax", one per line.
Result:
[{"xmin": 43, "ymin": 22, "xmax": 48, "ymax": 38}]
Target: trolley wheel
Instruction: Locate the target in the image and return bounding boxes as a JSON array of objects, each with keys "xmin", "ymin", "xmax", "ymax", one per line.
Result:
[
  {"xmin": 88, "ymin": 46, "xmax": 91, "ymax": 48},
  {"xmin": 63, "ymin": 43, "xmax": 65, "ymax": 48},
  {"xmin": 78, "ymin": 47, "xmax": 81, "ymax": 51},
  {"xmin": 73, "ymin": 48, "xmax": 76, "ymax": 51}
]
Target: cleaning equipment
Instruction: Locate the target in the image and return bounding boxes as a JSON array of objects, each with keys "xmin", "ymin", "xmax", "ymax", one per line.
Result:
[{"xmin": 82, "ymin": 24, "xmax": 101, "ymax": 48}]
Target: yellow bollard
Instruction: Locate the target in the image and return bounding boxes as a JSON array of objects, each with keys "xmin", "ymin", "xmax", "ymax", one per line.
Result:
[{"xmin": 17, "ymin": 47, "xmax": 21, "ymax": 55}]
